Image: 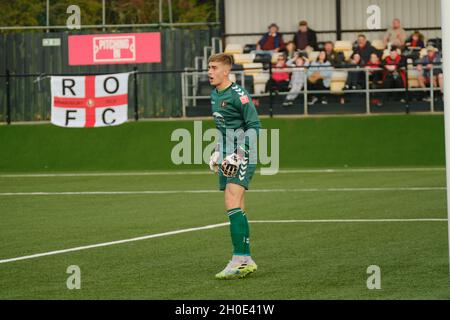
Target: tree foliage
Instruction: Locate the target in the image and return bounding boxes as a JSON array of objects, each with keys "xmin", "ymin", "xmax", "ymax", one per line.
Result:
[
  {"xmin": 0, "ymin": 0, "xmax": 217, "ymax": 28},
  {"xmin": 0, "ymin": 0, "xmax": 46, "ymax": 26}
]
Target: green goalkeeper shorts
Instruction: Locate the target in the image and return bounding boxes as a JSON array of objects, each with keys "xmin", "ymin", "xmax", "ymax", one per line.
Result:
[{"xmin": 219, "ymin": 159, "xmax": 256, "ymax": 191}]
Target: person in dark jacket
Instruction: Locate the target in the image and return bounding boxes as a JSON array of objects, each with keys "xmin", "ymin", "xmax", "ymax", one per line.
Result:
[
  {"xmin": 405, "ymin": 31, "xmax": 425, "ymax": 49},
  {"xmin": 353, "ymin": 34, "xmax": 377, "ymax": 65},
  {"xmin": 256, "ymin": 23, "xmax": 285, "ymax": 52},
  {"xmin": 382, "ymin": 47, "xmax": 407, "ymax": 102},
  {"xmin": 292, "ymin": 20, "xmax": 317, "ymax": 51},
  {"xmin": 324, "ymin": 41, "xmax": 345, "ymax": 67},
  {"xmin": 344, "ymin": 53, "xmax": 365, "ymax": 90}
]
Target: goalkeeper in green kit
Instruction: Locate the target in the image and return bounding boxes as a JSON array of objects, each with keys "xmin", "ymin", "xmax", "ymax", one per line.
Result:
[{"xmin": 207, "ymin": 53, "xmax": 261, "ymax": 280}]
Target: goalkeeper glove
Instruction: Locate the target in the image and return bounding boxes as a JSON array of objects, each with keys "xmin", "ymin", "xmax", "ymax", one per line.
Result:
[
  {"xmin": 209, "ymin": 145, "xmax": 221, "ymax": 173},
  {"xmin": 220, "ymin": 147, "xmax": 248, "ymax": 177}
]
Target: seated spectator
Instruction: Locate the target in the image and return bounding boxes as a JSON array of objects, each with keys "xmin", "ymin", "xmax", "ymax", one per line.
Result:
[
  {"xmin": 353, "ymin": 34, "xmax": 377, "ymax": 65},
  {"xmin": 366, "ymin": 53, "xmax": 383, "ymax": 86},
  {"xmin": 285, "ymin": 41, "xmax": 297, "ymax": 60},
  {"xmin": 293, "ymin": 20, "xmax": 317, "ymax": 51},
  {"xmin": 256, "ymin": 23, "xmax": 286, "ymax": 54},
  {"xmin": 403, "ymin": 31, "xmax": 425, "ymax": 61},
  {"xmin": 384, "ymin": 18, "xmax": 407, "ymax": 49},
  {"xmin": 344, "ymin": 53, "xmax": 365, "ymax": 90},
  {"xmin": 307, "ymin": 50, "xmax": 332, "ymax": 105},
  {"xmin": 382, "ymin": 47, "xmax": 406, "ymax": 102},
  {"xmin": 266, "ymin": 54, "xmax": 290, "ymax": 92},
  {"xmin": 365, "ymin": 53, "xmax": 384, "ymax": 106},
  {"xmin": 340, "ymin": 53, "xmax": 365, "ymax": 104},
  {"xmin": 416, "ymin": 46, "xmax": 444, "ymax": 99},
  {"xmin": 405, "ymin": 31, "xmax": 425, "ymax": 49},
  {"xmin": 282, "ymin": 54, "xmax": 309, "ymax": 106},
  {"xmin": 324, "ymin": 41, "xmax": 345, "ymax": 67}
]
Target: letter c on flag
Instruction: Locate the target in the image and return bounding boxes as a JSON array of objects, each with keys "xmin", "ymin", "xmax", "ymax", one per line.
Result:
[{"xmin": 102, "ymin": 108, "xmax": 116, "ymax": 125}]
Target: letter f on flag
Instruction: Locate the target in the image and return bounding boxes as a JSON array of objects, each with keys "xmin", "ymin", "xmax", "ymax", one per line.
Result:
[{"xmin": 51, "ymin": 73, "xmax": 130, "ymax": 128}]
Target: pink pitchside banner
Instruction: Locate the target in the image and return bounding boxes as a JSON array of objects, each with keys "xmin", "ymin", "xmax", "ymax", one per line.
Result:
[{"xmin": 68, "ymin": 32, "xmax": 161, "ymax": 65}]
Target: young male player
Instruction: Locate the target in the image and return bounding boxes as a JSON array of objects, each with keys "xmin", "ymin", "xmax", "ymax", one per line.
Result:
[{"xmin": 207, "ymin": 53, "xmax": 261, "ymax": 280}]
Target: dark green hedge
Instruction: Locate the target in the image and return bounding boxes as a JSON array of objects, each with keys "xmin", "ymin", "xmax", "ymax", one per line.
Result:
[{"xmin": 0, "ymin": 114, "xmax": 445, "ymax": 172}]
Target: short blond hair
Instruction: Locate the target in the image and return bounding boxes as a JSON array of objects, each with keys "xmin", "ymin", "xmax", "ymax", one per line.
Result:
[{"xmin": 208, "ymin": 53, "xmax": 234, "ymax": 67}]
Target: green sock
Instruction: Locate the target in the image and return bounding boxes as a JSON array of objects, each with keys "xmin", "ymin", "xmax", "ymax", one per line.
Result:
[
  {"xmin": 227, "ymin": 208, "xmax": 250, "ymax": 256},
  {"xmin": 242, "ymin": 211, "xmax": 251, "ymax": 255}
]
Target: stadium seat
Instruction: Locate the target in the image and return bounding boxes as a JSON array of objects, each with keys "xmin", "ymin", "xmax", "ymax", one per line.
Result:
[
  {"xmin": 334, "ymin": 40, "xmax": 352, "ymax": 52},
  {"xmin": 244, "ymin": 75, "xmax": 255, "ymax": 94},
  {"xmin": 371, "ymin": 39, "xmax": 386, "ymax": 51},
  {"xmin": 343, "ymin": 50, "xmax": 353, "ymax": 61},
  {"xmin": 252, "ymin": 73, "xmax": 270, "ymax": 94},
  {"xmin": 243, "ymin": 44, "xmax": 257, "ymax": 53},
  {"xmin": 225, "ymin": 43, "xmax": 244, "ymax": 54},
  {"xmin": 231, "ymin": 63, "xmax": 244, "ymax": 71},
  {"xmin": 271, "ymin": 52, "xmax": 284, "ymax": 64},
  {"xmin": 243, "ymin": 63, "xmax": 264, "ymax": 76},
  {"xmin": 407, "ymin": 72, "xmax": 420, "ymax": 88},
  {"xmin": 406, "ymin": 59, "xmax": 420, "ymax": 88},
  {"xmin": 233, "ymin": 53, "xmax": 256, "ymax": 65},
  {"xmin": 330, "ymin": 71, "xmax": 348, "ymax": 93},
  {"xmin": 316, "ymin": 41, "xmax": 327, "ymax": 51},
  {"xmin": 228, "ymin": 73, "xmax": 254, "ymax": 93},
  {"xmin": 197, "ymin": 79, "xmax": 213, "ymax": 96},
  {"xmin": 419, "ymin": 48, "xmax": 429, "ymax": 58},
  {"xmin": 308, "ymin": 51, "xmax": 320, "ymax": 62},
  {"xmin": 427, "ymin": 38, "xmax": 442, "ymax": 50}
]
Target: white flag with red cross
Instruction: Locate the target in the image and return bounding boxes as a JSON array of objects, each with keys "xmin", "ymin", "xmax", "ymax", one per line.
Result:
[{"xmin": 51, "ymin": 73, "xmax": 130, "ymax": 128}]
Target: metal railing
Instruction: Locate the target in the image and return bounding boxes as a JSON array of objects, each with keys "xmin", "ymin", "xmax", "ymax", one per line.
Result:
[
  {"xmin": 0, "ymin": 63, "xmax": 443, "ymax": 124},
  {"xmin": 0, "ymin": 22, "xmax": 221, "ymax": 31},
  {"xmin": 181, "ymin": 70, "xmax": 248, "ymax": 116},
  {"xmin": 182, "ymin": 63, "xmax": 444, "ymax": 117}
]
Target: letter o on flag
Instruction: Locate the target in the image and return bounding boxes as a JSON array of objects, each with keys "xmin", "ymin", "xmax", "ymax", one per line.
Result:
[{"xmin": 104, "ymin": 77, "xmax": 120, "ymax": 94}]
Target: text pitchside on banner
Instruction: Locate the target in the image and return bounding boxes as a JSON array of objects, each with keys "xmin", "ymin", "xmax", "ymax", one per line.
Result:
[
  {"xmin": 51, "ymin": 73, "xmax": 130, "ymax": 128},
  {"xmin": 68, "ymin": 33, "xmax": 161, "ymax": 65}
]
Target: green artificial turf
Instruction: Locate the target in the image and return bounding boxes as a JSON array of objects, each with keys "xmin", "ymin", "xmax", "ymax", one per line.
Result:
[{"xmin": 0, "ymin": 169, "xmax": 448, "ymax": 299}]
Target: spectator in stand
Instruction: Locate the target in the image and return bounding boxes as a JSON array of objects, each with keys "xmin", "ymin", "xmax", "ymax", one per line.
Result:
[
  {"xmin": 340, "ymin": 53, "xmax": 365, "ymax": 104},
  {"xmin": 293, "ymin": 20, "xmax": 317, "ymax": 51},
  {"xmin": 365, "ymin": 53, "xmax": 384, "ymax": 106},
  {"xmin": 382, "ymin": 46, "xmax": 406, "ymax": 102},
  {"xmin": 282, "ymin": 53, "xmax": 309, "ymax": 106},
  {"xmin": 285, "ymin": 41, "xmax": 297, "ymax": 60},
  {"xmin": 344, "ymin": 53, "xmax": 365, "ymax": 90},
  {"xmin": 405, "ymin": 31, "xmax": 425, "ymax": 49},
  {"xmin": 384, "ymin": 18, "xmax": 407, "ymax": 49},
  {"xmin": 416, "ymin": 46, "xmax": 444, "ymax": 99},
  {"xmin": 265, "ymin": 54, "xmax": 290, "ymax": 92},
  {"xmin": 366, "ymin": 53, "xmax": 383, "ymax": 84},
  {"xmin": 307, "ymin": 50, "xmax": 332, "ymax": 105},
  {"xmin": 353, "ymin": 34, "xmax": 377, "ymax": 65},
  {"xmin": 324, "ymin": 41, "xmax": 345, "ymax": 67},
  {"xmin": 256, "ymin": 23, "xmax": 286, "ymax": 54}
]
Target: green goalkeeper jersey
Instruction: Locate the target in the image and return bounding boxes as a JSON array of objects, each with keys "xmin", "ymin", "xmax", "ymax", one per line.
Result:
[{"xmin": 211, "ymin": 83, "xmax": 260, "ymax": 154}]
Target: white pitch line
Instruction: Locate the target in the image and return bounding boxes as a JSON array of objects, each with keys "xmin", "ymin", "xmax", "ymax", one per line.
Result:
[
  {"xmin": 0, "ymin": 171, "xmax": 210, "ymax": 178},
  {"xmin": 0, "ymin": 218, "xmax": 446, "ymax": 265},
  {"xmin": 0, "ymin": 187, "xmax": 445, "ymax": 196},
  {"xmin": 249, "ymin": 218, "xmax": 448, "ymax": 223},
  {"xmin": 0, "ymin": 190, "xmax": 218, "ymax": 196},
  {"xmin": 0, "ymin": 222, "xmax": 230, "ymax": 265},
  {"xmin": 0, "ymin": 167, "xmax": 445, "ymax": 178}
]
